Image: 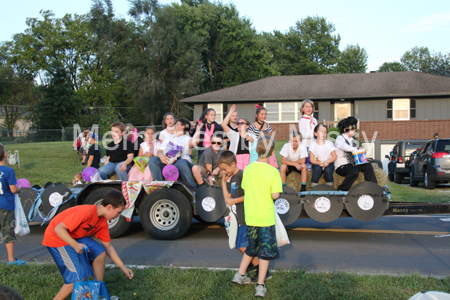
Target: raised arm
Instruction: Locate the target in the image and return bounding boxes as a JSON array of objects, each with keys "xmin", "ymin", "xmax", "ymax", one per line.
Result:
[
  {"xmin": 221, "ymin": 104, "xmax": 236, "ymax": 133},
  {"xmin": 189, "ymin": 121, "xmax": 204, "ymax": 148}
]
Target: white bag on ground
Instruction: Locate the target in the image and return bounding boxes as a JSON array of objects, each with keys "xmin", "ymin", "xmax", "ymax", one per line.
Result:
[
  {"xmin": 14, "ymin": 194, "xmax": 30, "ymax": 236},
  {"xmin": 224, "ymin": 205, "xmax": 237, "ymax": 249},
  {"xmin": 275, "ymin": 212, "xmax": 290, "ymax": 248}
]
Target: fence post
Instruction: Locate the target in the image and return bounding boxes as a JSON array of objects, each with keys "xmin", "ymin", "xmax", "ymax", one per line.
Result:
[{"xmin": 62, "ymin": 127, "xmax": 65, "ymax": 141}]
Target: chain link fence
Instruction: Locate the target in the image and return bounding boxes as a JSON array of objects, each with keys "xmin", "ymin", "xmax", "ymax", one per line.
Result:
[{"xmin": 0, "ymin": 125, "xmax": 165, "ymax": 145}]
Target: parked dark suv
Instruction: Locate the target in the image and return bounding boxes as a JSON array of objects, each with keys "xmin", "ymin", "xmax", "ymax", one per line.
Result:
[
  {"xmin": 410, "ymin": 138, "xmax": 450, "ymax": 189},
  {"xmin": 386, "ymin": 140, "xmax": 428, "ymax": 183}
]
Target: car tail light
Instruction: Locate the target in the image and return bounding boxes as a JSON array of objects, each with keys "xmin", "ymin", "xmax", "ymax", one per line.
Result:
[
  {"xmin": 432, "ymin": 152, "xmax": 449, "ymax": 158},
  {"xmin": 438, "ymin": 173, "xmax": 445, "ymax": 175},
  {"xmin": 398, "ymin": 157, "xmax": 403, "ymax": 163}
]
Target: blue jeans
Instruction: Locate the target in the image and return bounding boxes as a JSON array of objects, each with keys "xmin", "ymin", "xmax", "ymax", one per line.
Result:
[
  {"xmin": 147, "ymin": 157, "xmax": 197, "ymax": 189},
  {"xmin": 98, "ymin": 161, "xmax": 131, "ymax": 181},
  {"xmin": 311, "ymin": 164, "xmax": 335, "ymax": 183}
]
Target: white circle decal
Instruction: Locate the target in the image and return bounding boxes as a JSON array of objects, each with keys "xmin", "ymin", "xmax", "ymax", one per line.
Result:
[
  {"xmin": 315, "ymin": 197, "xmax": 331, "ymax": 213},
  {"xmin": 232, "ymin": 204, "xmax": 237, "ymax": 215},
  {"xmin": 275, "ymin": 198, "xmax": 290, "ymax": 215},
  {"xmin": 49, "ymin": 192, "xmax": 63, "ymax": 207},
  {"xmin": 357, "ymin": 195, "xmax": 374, "ymax": 211},
  {"xmin": 202, "ymin": 197, "xmax": 216, "ymax": 212}
]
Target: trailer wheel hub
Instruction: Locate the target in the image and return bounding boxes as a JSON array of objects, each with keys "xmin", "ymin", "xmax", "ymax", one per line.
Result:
[{"xmin": 150, "ymin": 199, "xmax": 180, "ymax": 231}]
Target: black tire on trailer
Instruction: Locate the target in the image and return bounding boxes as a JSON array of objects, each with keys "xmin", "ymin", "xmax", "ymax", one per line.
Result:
[
  {"xmin": 394, "ymin": 172, "xmax": 404, "ymax": 184},
  {"xmin": 410, "ymin": 170, "xmax": 418, "ymax": 187},
  {"xmin": 140, "ymin": 188, "xmax": 193, "ymax": 240},
  {"xmin": 424, "ymin": 170, "xmax": 436, "ymax": 189},
  {"xmin": 83, "ymin": 187, "xmax": 132, "ymax": 238}
]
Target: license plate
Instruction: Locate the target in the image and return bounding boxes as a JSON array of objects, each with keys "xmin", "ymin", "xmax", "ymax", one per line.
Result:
[{"xmin": 396, "ymin": 163, "xmax": 405, "ymax": 168}]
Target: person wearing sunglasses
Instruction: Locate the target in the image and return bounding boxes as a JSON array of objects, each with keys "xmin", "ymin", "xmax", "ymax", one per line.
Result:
[
  {"xmin": 334, "ymin": 117, "xmax": 377, "ymax": 191},
  {"xmin": 192, "ymin": 134, "xmax": 225, "ymax": 186},
  {"xmin": 222, "ymin": 105, "xmax": 257, "ymax": 170}
]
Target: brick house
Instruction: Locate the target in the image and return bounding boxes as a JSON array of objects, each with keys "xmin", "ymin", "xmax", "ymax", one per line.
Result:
[{"xmin": 181, "ymin": 71, "xmax": 450, "ymax": 172}]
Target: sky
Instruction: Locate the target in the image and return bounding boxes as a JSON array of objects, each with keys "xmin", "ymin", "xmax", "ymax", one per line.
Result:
[{"xmin": 1, "ymin": 0, "xmax": 449, "ymax": 72}]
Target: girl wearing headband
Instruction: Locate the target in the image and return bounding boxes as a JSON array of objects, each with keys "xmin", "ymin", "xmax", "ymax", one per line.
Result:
[{"xmin": 248, "ymin": 104, "xmax": 278, "ymax": 168}]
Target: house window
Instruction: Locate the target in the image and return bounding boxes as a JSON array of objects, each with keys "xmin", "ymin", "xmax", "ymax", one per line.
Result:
[
  {"xmin": 334, "ymin": 102, "xmax": 352, "ymax": 121},
  {"xmin": 386, "ymin": 99, "xmax": 392, "ymax": 119},
  {"xmin": 387, "ymin": 98, "xmax": 410, "ymax": 120},
  {"xmin": 264, "ymin": 102, "xmax": 319, "ymax": 122},
  {"xmin": 208, "ymin": 103, "xmax": 223, "ymax": 123},
  {"xmin": 410, "ymin": 99, "xmax": 416, "ymax": 119},
  {"xmin": 314, "ymin": 102, "xmax": 319, "ymax": 119},
  {"xmin": 281, "ymin": 102, "xmax": 296, "ymax": 121},
  {"xmin": 265, "ymin": 103, "xmax": 279, "ymax": 122}
]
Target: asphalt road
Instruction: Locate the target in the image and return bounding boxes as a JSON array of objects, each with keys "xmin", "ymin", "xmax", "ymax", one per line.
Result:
[{"xmin": 5, "ymin": 214, "xmax": 450, "ymax": 277}]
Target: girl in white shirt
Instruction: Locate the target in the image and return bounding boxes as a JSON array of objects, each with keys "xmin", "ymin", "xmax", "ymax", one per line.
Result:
[
  {"xmin": 334, "ymin": 117, "xmax": 377, "ymax": 191},
  {"xmin": 309, "ymin": 124, "xmax": 337, "ymax": 187},
  {"xmin": 158, "ymin": 112, "xmax": 177, "ymax": 143},
  {"xmin": 128, "ymin": 126, "xmax": 158, "ymax": 181},
  {"xmin": 148, "ymin": 119, "xmax": 203, "ymax": 189},
  {"xmin": 298, "ymin": 99, "xmax": 318, "ymax": 169}
]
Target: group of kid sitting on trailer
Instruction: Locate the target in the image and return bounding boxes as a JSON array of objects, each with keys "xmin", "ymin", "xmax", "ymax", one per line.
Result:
[{"xmin": 88, "ymin": 99, "xmax": 376, "ymax": 193}]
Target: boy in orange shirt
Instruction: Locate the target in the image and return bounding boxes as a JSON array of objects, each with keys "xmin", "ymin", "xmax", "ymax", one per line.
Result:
[{"xmin": 42, "ymin": 190, "xmax": 133, "ymax": 300}]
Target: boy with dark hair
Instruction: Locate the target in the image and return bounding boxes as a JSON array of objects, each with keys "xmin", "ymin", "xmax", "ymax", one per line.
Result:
[
  {"xmin": 218, "ymin": 151, "xmax": 260, "ymax": 279},
  {"xmin": 0, "ymin": 145, "xmax": 24, "ymax": 265},
  {"xmin": 192, "ymin": 134, "xmax": 224, "ymax": 186},
  {"xmin": 98, "ymin": 122, "xmax": 134, "ymax": 181},
  {"xmin": 42, "ymin": 189, "xmax": 133, "ymax": 300},
  {"xmin": 0, "ymin": 284, "xmax": 24, "ymax": 300},
  {"xmin": 86, "ymin": 132, "xmax": 101, "ymax": 169},
  {"xmin": 232, "ymin": 136, "xmax": 283, "ymax": 298}
]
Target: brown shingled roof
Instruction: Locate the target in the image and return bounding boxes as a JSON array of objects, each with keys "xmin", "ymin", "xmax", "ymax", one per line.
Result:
[{"xmin": 181, "ymin": 72, "xmax": 450, "ymax": 103}]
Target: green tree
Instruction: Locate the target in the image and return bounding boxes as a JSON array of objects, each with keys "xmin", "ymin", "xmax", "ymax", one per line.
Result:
[
  {"xmin": 336, "ymin": 44, "xmax": 368, "ymax": 73},
  {"xmin": 429, "ymin": 52, "xmax": 450, "ymax": 77},
  {"xmin": 400, "ymin": 46, "xmax": 431, "ymax": 72},
  {"xmin": 173, "ymin": 1, "xmax": 275, "ymax": 92},
  {"xmin": 98, "ymin": 103, "xmax": 119, "ymax": 135},
  {"xmin": 378, "ymin": 62, "xmax": 408, "ymax": 72},
  {"xmin": 119, "ymin": 0, "xmax": 204, "ymax": 124},
  {"xmin": 378, "ymin": 46, "xmax": 449, "ymax": 76},
  {"xmin": 267, "ymin": 15, "xmax": 341, "ymax": 75},
  {"xmin": 36, "ymin": 62, "xmax": 81, "ymax": 129},
  {"xmin": 10, "ymin": 11, "xmax": 94, "ymax": 90},
  {"xmin": 0, "ymin": 43, "xmax": 36, "ymax": 138}
]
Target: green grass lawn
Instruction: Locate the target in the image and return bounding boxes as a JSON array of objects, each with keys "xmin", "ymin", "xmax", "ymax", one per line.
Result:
[
  {"xmin": 5, "ymin": 141, "xmax": 94, "ymax": 187},
  {"xmin": 1, "ymin": 264, "xmax": 450, "ymax": 300},
  {"xmin": 389, "ymin": 182, "xmax": 450, "ymax": 203}
]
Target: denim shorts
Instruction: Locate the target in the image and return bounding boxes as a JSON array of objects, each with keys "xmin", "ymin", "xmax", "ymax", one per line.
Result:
[{"xmin": 245, "ymin": 225, "xmax": 279, "ymax": 261}]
